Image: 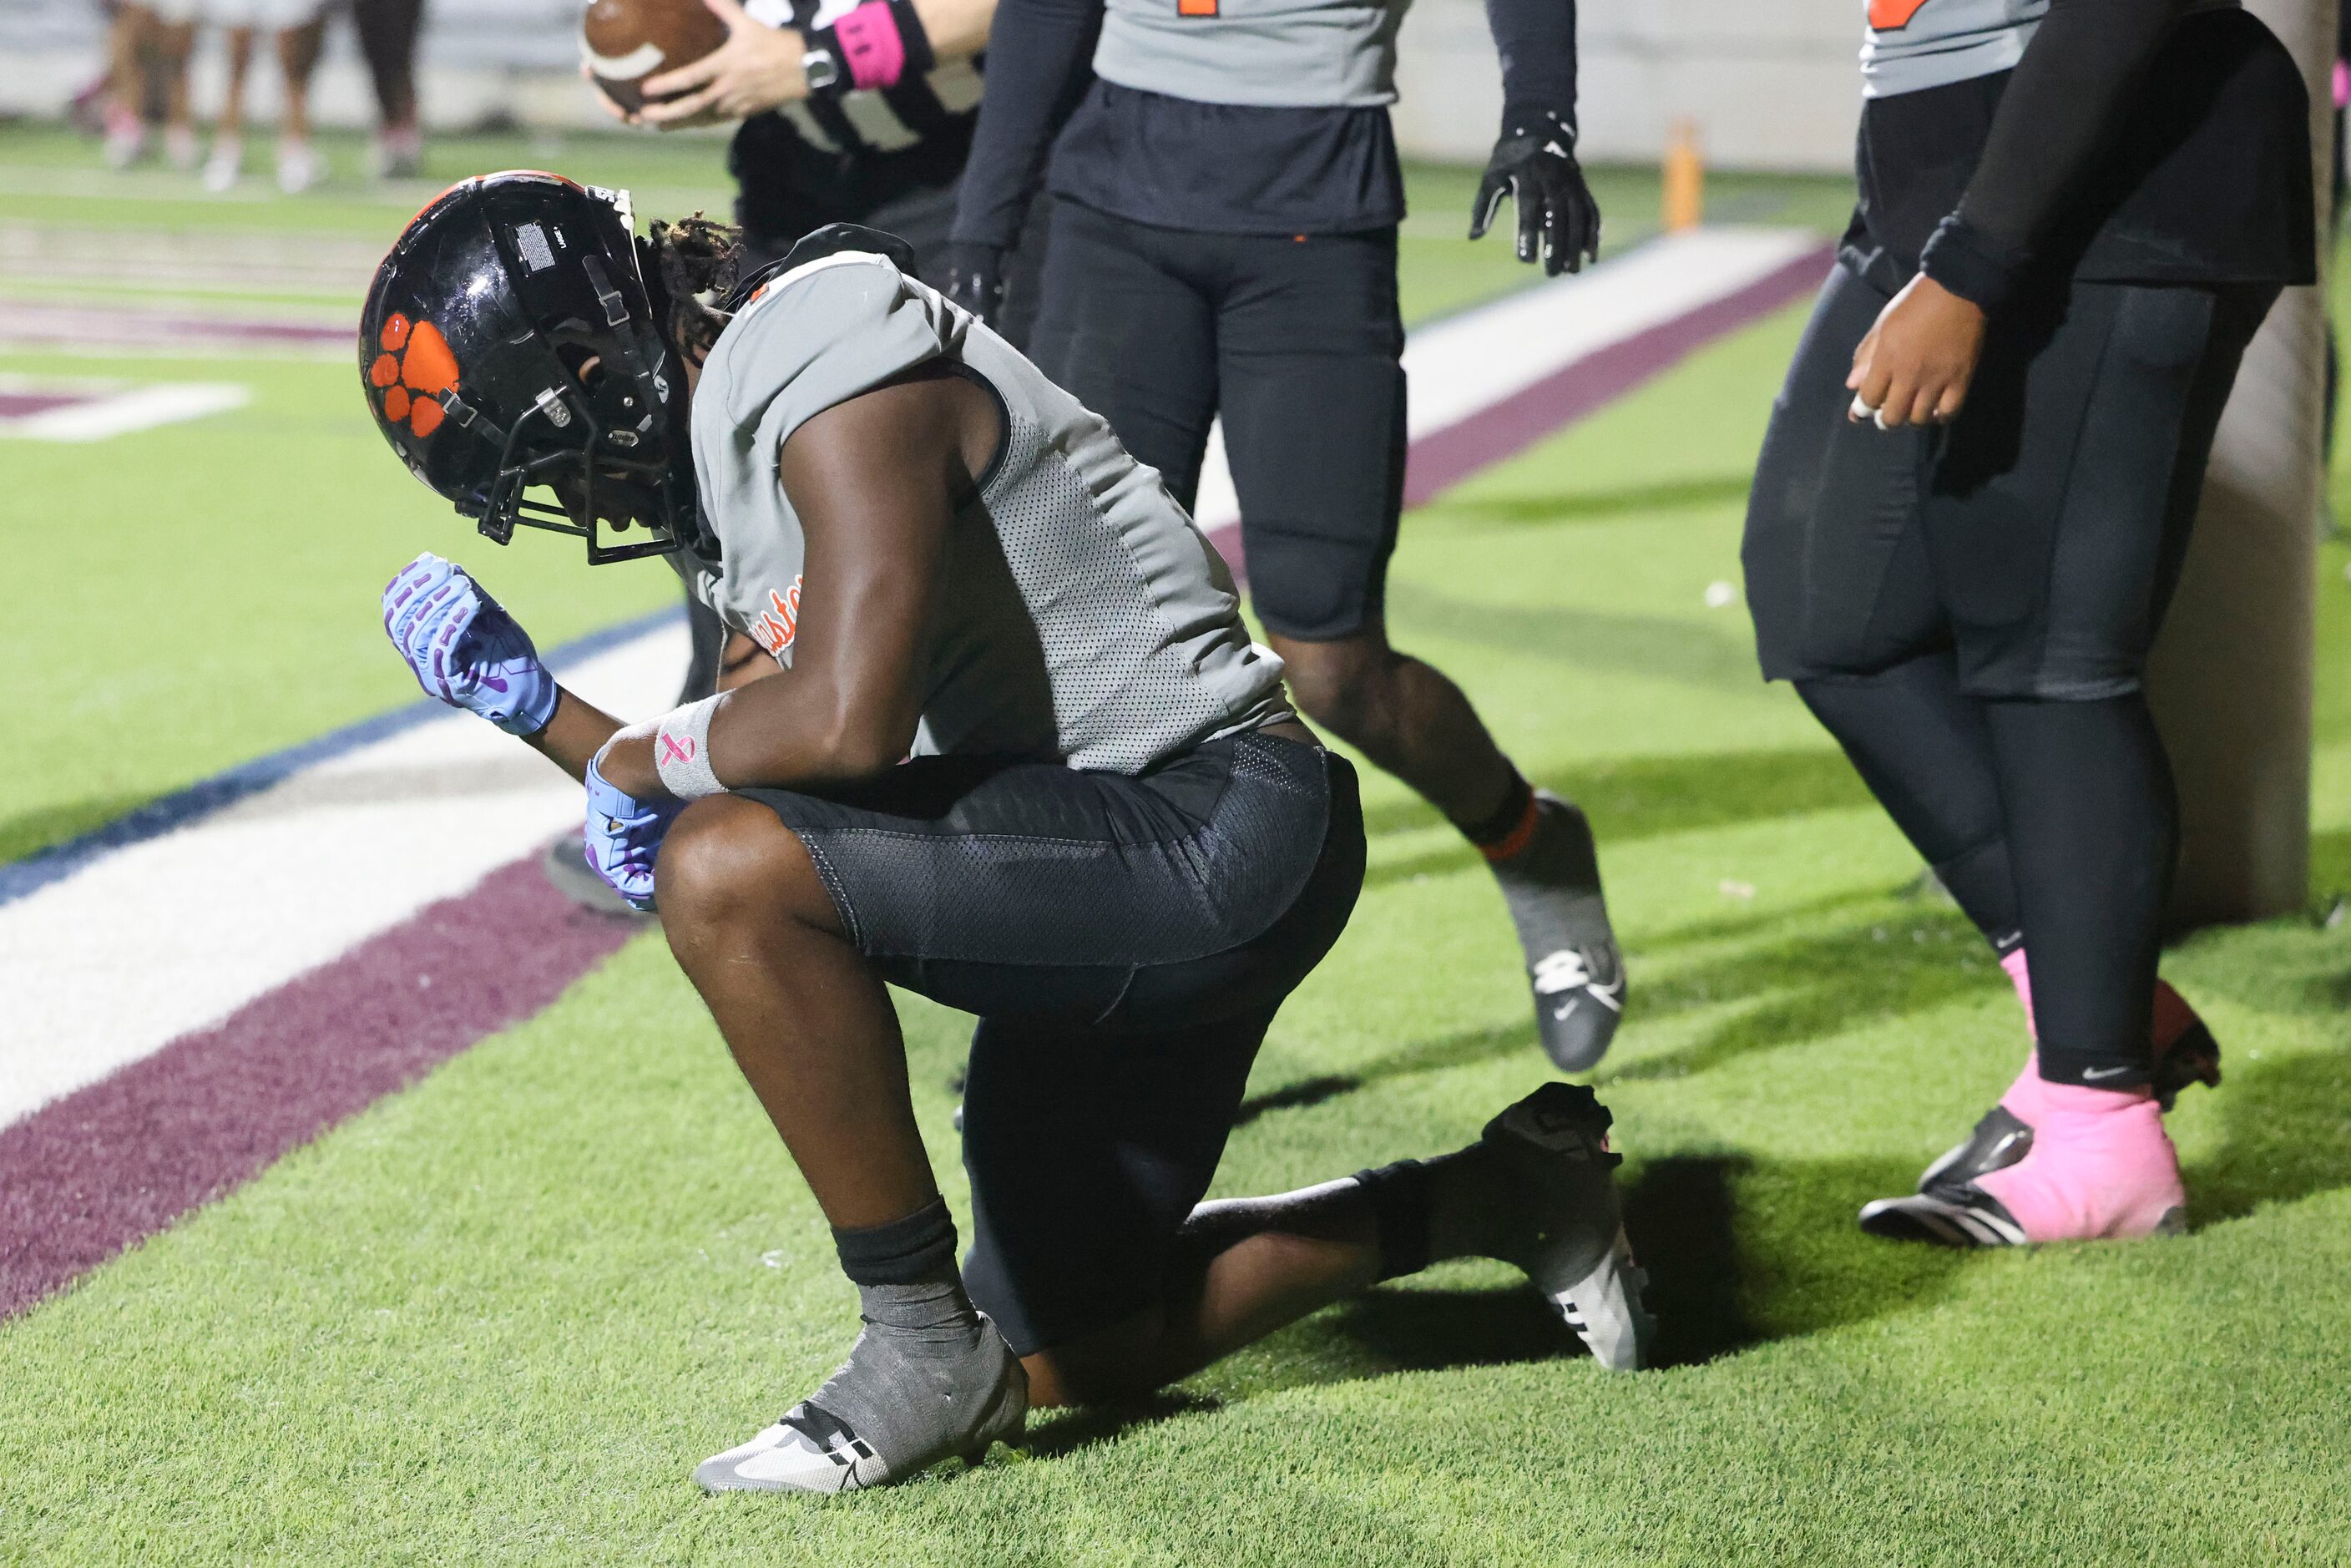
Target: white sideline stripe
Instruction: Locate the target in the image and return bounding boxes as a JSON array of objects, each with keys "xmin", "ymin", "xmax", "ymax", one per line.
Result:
[
  {"xmin": 0, "ymin": 624, "xmax": 688, "ymax": 1131},
  {"xmin": 1187, "ymin": 226, "xmax": 1821, "ymax": 534},
  {"xmin": 0, "ymin": 382, "xmax": 250, "ymax": 442}
]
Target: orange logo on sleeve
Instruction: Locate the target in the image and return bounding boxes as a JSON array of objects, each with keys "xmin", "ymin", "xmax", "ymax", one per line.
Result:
[
  {"xmin": 368, "ymin": 312, "xmax": 462, "ymax": 439},
  {"xmin": 1868, "ymin": 0, "xmax": 1932, "ymax": 28}
]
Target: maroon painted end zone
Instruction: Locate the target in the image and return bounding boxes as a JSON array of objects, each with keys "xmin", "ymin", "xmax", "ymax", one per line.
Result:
[
  {"xmin": 1205, "ymin": 245, "xmax": 1833, "ymax": 580},
  {"xmin": 0, "ymin": 855, "xmax": 643, "ymax": 1321}
]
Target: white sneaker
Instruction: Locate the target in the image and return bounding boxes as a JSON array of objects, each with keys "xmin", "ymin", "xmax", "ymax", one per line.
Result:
[
  {"xmin": 276, "ymin": 141, "xmax": 326, "ymax": 194},
  {"xmin": 202, "ymin": 139, "xmax": 241, "ymax": 192},
  {"xmin": 104, "ymin": 123, "xmax": 147, "ymax": 170}
]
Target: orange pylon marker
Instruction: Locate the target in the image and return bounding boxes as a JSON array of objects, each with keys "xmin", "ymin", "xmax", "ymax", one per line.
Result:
[{"xmin": 1662, "ymin": 117, "xmax": 1705, "ymax": 232}]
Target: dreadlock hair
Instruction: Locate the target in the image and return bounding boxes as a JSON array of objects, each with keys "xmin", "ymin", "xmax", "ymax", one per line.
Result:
[{"xmin": 643, "ymin": 213, "xmax": 744, "ymax": 362}]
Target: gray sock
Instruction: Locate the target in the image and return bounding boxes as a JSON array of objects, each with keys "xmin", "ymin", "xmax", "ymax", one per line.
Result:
[{"xmin": 796, "ymin": 1272, "xmax": 1028, "ymax": 1484}]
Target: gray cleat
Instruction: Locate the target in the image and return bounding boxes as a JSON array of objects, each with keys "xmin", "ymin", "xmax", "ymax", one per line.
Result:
[
  {"xmin": 1494, "ymin": 793, "xmax": 1626, "ymax": 1074},
  {"xmin": 695, "ymin": 1312, "xmax": 1028, "ymax": 1494},
  {"xmin": 541, "ymin": 831, "xmax": 655, "ymax": 921},
  {"xmin": 1482, "ymin": 1082, "xmax": 1653, "ymax": 1370}
]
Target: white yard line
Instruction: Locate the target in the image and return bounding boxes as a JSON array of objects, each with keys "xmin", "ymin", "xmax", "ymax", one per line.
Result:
[
  {"xmin": 0, "ymin": 299, "xmax": 351, "ymax": 360},
  {"xmin": 1188, "ymin": 226, "xmax": 1819, "ymax": 533},
  {"xmin": 0, "ymin": 381, "xmax": 250, "ymax": 440},
  {"xmin": 0, "ymin": 622, "xmax": 687, "ymax": 1130}
]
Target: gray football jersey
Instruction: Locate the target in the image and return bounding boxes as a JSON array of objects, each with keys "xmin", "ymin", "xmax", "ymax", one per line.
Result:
[
  {"xmin": 1092, "ymin": 0, "xmax": 1411, "ymax": 109},
  {"xmin": 683, "ymin": 249, "xmax": 1293, "ymax": 774},
  {"xmin": 1860, "ymin": 0, "xmax": 2046, "ymax": 98}
]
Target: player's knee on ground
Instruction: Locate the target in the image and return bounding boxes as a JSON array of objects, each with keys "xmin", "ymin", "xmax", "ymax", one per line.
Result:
[{"xmin": 654, "ymin": 795, "xmax": 825, "ymax": 936}]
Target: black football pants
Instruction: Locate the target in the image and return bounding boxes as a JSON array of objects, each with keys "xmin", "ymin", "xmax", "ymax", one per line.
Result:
[
  {"xmin": 1743, "ymin": 263, "xmax": 2273, "ymax": 1087},
  {"xmin": 1029, "ymin": 200, "xmax": 1408, "ymax": 642}
]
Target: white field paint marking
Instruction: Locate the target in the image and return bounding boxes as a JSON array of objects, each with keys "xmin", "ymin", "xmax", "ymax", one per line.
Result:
[
  {"xmin": 0, "ymin": 300, "xmax": 351, "ymax": 361},
  {"xmin": 1186, "ymin": 226, "xmax": 1820, "ymax": 533},
  {"xmin": 0, "ymin": 622, "xmax": 688, "ymax": 1130},
  {"xmin": 0, "ymin": 379, "xmax": 250, "ymax": 442}
]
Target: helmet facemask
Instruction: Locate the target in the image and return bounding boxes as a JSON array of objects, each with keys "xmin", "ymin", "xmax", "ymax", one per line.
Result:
[{"xmin": 364, "ymin": 174, "xmax": 711, "ymax": 568}]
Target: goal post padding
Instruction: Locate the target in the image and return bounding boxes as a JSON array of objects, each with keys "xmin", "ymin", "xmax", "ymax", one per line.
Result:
[{"xmin": 2146, "ymin": 0, "xmax": 2336, "ymax": 927}]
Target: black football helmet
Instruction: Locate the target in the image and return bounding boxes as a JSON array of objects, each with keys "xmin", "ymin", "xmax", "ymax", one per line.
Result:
[{"xmin": 360, "ymin": 171, "xmax": 705, "ymax": 564}]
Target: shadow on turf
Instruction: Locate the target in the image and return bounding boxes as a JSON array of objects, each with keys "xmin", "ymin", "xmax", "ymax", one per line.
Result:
[
  {"xmin": 1597, "ymin": 905, "xmax": 1997, "ymax": 1085},
  {"xmin": 1022, "ymin": 1391, "xmax": 1226, "ymax": 1461},
  {"xmin": 1384, "ymin": 582, "xmax": 1762, "ymax": 695},
  {"xmin": 1358, "ymin": 746, "xmax": 1872, "ymax": 893},
  {"xmin": 1418, "ymin": 473, "xmax": 1756, "ymax": 530},
  {"xmin": 1233, "ymin": 1020, "xmax": 1534, "ymax": 1125},
  {"xmin": 2194, "ymin": 1044, "xmax": 2351, "ymax": 1223}
]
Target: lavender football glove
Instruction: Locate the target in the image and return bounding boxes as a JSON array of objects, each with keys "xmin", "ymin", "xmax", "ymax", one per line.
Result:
[
  {"xmin": 584, "ymin": 753, "xmax": 682, "ymax": 913},
  {"xmin": 382, "ymin": 552, "xmax": 559, "ymax": 736}
]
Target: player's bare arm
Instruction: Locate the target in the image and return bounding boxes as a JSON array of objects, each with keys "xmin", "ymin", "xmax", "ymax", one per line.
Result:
[{"xmin": 596, "ymin": 367, "xmax": 993, "ymax": 797}]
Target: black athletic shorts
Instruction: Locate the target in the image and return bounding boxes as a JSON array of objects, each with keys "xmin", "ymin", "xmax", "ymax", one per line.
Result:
[
  {"xmin": 1742, "ymin": 263, "xmax": 2275, "ymax": 699},
  {"xmin": 1029, "ymin": 200, "xmax": 1408, "ymax": 642},
  {"xmin": 738, "ymin": 731, "xmax": 1365, "ymax": 1354}
]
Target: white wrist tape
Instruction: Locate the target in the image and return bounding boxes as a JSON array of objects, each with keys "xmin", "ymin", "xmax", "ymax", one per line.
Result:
[{"xmin": 653, "ymin": 694, "xmax": 726, "ymax": 800}]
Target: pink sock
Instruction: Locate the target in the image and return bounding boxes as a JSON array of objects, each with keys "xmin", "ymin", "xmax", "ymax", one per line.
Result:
[
  {"xmin": 2000, "ymin": 947, "xmax": 2036, "ymax": 1036},
  {"xmin": 1973, "ymin": 1082, "xmax": 2183, "ymax": 1242},
  {"xmin": 1995, "ymin": 948, "xmax": 2045, "ymax": 1122}
]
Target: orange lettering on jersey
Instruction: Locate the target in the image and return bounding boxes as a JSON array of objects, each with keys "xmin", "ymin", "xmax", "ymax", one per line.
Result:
[
  {"xmin": 748, "ymin": 577, "xmax": 806, "ymax": 657},
  {"xmin": 1868, "ymin": 0, "xmax": 1933, "ymax": 28},
  {"xmin": 1178, "ymin": 0, "xmax": 1218, "ymax": 15},
  {"xmin": 373, "ymin": 313, "xmax": 462, "ymax": 440}
]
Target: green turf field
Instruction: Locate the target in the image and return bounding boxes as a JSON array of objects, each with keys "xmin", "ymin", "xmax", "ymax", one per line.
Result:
[{"xmin": 4, "ymin": 127, "xmax": 2349, "ymax": 1565}]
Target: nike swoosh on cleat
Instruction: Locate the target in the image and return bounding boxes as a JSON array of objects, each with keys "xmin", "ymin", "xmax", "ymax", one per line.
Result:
[
  {"xmin": 1550, "ymin": 999, "xmax": 1580, "ymax": 1022},
  {"xmin": 2081, "ymin": 1065, "xmax": 2136, "ymax": 1081}
]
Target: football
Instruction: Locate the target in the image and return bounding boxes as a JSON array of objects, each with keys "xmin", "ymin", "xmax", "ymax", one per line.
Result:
[{"xmin": 581, "ymin": 0, "xmax": 728, "ymax": 114}]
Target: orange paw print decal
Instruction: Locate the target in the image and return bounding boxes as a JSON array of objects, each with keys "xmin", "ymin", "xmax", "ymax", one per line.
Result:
[{"xmin": 367, "ymin": 313, "xmax": 461, "ymax": 439}]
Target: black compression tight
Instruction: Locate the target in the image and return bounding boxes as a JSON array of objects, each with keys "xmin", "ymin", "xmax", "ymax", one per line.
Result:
[{"xmin": 1798, "ymin": 658, "xmax": 2175, "ymax": 1086}]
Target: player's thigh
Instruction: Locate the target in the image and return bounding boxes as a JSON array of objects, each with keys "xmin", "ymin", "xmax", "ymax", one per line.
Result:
[
  {"xmin": 1216, "ymin": 229, "xmax": 1406, "ymax": 641},
  {"xmin": 958, "ymin": 1003, "xmax": 1278, "ymax": 1357},
  {"xmin": 1924, "ymin": 281, "xmax": 2250, "ymax": 698},
  {"xmin": 1030, "ymin": 202, "xmax": 1220, "ymax": 509},
  {"xmin": 733, "ymin": 735, "xmax": 1351, "ymax": 1023},
  {"xmin": 1742, "ymin": 264, "xmax": 1944, "ymax": 680}
]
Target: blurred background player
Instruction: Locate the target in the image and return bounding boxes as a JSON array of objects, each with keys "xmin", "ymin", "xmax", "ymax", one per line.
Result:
[
  {"xmin": 355, "ymin": 0, "xmax": 426, "ymax": 179},
  {"xmin": 190, "ymin": 0, "xmax": 330, "ymax": 192},
  {"xmin": 101, "ymin": 0, "xmax": 199, "ymax": 169},
  {"xmin": 941, "ymin": 0, "xmax": 1625, "ymax": 1075},
  {"xmin": 366, "ymin": 184, "xmax": 1651, "ymax": 1488},
  {"xmin": 1741, "ymin": 0, "xmax": 2313, "ymax": 1247}
]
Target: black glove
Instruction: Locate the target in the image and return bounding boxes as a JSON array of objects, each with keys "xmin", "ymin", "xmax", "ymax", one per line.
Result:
[
  {"xmin": 1469, "ymin": 109, "xmax": 1600, "ymax": 276},
  {"xmin": 938, "ymin": 242, "xmax": 1006, "ymax": 326}
]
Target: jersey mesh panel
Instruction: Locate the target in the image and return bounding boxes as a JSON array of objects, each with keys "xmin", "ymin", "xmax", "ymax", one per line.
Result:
[{"xmin": 986, "ymin": 411, "xmax": 1231, "ymax": 774}]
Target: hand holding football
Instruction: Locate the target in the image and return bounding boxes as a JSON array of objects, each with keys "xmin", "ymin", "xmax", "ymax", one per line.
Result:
[{"xmin": 581, "ymin": 0, "xmax": 729, "ymax": 114}]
